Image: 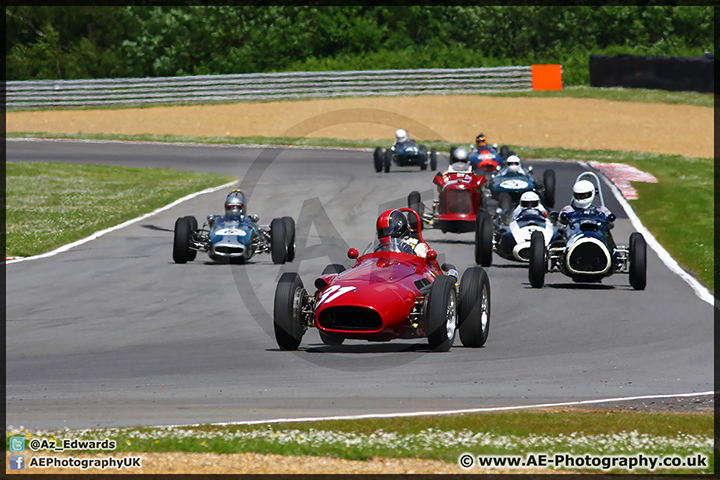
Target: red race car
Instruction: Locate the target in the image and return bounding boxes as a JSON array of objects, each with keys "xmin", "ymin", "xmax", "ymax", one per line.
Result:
[
  {"xmin": 273, "ymin": 208, "xmax": 491, "ymax": 352},
  {"xmin": 407, "ymin": 155, "xmax": 495, "ymax": 267}
]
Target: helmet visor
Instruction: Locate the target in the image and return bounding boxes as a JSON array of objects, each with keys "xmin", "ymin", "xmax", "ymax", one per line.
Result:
[{"xmin": 574, "ymin": 191, "xmax": 593, "ymax": 200}]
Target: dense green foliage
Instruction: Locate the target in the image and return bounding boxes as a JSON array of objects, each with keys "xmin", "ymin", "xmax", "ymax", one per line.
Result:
[{"xmin": 6, "ymin": 6, "xmax": 713, "ymax": 84}]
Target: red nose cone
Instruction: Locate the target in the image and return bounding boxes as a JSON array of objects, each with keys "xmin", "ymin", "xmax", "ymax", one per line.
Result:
[{"xmin": 347, "ymin": 248, "xmax": 359, "ymax": 259}]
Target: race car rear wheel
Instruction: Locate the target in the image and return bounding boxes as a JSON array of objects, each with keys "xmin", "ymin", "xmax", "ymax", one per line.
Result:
[
  {"xmin": 459, "ymin": 266, "xmax": 491, "ymax": 348},
  {"xmin": 319, "ymin": 331, "xmax": 345, "ymax": 346},
  {"xmin": 474, "ymin": 211, "xmax": 493, "ymax": 267},
  {"xmin": 270, "ymin": 218, "xmax": 288, "ymax": 264},
  {"xmin": 408, "ymin": 190, "xmax": 422, "ymax": 216},
  {"xmin": 373, "ymin": 147, "xmax": 383, "ymax": 172},
  {"xmin": 283, "ymin": 216, "xmax": 296, "ymax": 262},
  {"xmin": 274, "ymin": 272, "xmax": 307, "ymax": 350},
  {"xmin": 500, "ymin": 145, "xmax": 510, "ymax": 160},
  {"xmin": 426, "ymin": 275, "xmax": 458, "ymax": 352},
  {"xmin": 183, "ymin": 216, "xmax": 198, "ymax": 261},
  {"xmin": 543, "ymin": 169, "xmax": 556, "ymax": 208},
  {"xmin": 430, "ymin": 148, "xmax": 437, "ymax": 171},
  {"xmin": 172, "ymin": 216, "xmax": 192, "ymax": 264},
  {"xmin": 321, "ymin": 264, "xmax": 346, "ymax": 274},
  {"xmin": 384, "ymin": 149, "xmax": 392, "ymax": 173},
  {"xmin": 498, "ymin": 192, "xmax": 513, "ymax": 217},
  {"xmin": 629, "ymin": 232, "xmax": 647, "ymax": 290},
  {"xmin": 419, "ymin": 145, "xmax": 428, "ymax": 170},
  {"xmin": 529, "ymin": 231, "xmax": 546, "ymax": 288}
]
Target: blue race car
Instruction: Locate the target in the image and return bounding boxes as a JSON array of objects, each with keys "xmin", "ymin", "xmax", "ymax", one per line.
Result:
[
  {"xmin": 528, "ymin": 172, "xmax": 646, "ymax": 290},
  {"xmin": 172, "ymin": 190, "xmax": 295, "ymax": 264},
  {"xmin": 487, "ymin": 155, "xmax": 556, "ymax": 214},
  {"xmin": 374, "ymin": 129, "xmax": 437, "ymax": 172},
  {"xmin": 456, "ymin": 143, "xmax": 511, "ymax": 175}
]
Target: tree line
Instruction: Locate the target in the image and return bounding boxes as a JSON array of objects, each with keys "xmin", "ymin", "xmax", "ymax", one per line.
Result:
[{"xmin": 5, "ymin": 6, "xmax": 713, "ymax": 85}]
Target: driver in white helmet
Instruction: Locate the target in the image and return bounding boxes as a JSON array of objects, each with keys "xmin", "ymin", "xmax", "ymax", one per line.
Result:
[
  {"xmin": 511, "ymin": 191, "xmax": 547, "ymax": 220},
  {"xmin": 559, "ymin": 179, "xmax": 612, "ymax": 223},
  {"xmin": 504, "ymin": 155, "xmax": 525, "ymax": 175},
  {"xmin": 447, "ymin": 147, "xmax": 472, "ymax": 174},
  {"xmin": 393, "ymin": 128, "xmax": 410, "ymax": 146}
]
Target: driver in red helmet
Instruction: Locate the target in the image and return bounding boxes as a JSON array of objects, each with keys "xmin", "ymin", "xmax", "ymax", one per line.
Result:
[{"xmin": 375, "ymin": 209, "xmax": 428, "ymax": 257}]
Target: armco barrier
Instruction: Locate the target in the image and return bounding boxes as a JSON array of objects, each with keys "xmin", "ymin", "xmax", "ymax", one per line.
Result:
[{"xmin": 5, "ymin": 65, "xmax": 562, "ymax": 109}]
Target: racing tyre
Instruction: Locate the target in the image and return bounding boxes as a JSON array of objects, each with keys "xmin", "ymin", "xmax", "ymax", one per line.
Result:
[
  {"xmin": 183, "ymin": 216, "xmax": 198, "ymax": 261},
  {"xmin": 270, "ymin": 218, "xmax": 287, "ymax": 264},
  {"xmin": 419, "ymin": 145, "xmax": 428, "ymax": 170},
  {"xmin": 172, "ymin": 217, "xmax": 192, "ymax": 264},
  {"xmin": 543, "ymin": 169, "xmax": 556, "ymax": 208},
  {"xmin": 319, "ymin": 331, "xmax": 345, "ymax": 346},
  {"xmin": 321, "ymin": 264, "xmax": 346, "ymax": 274},
  {"xmin": 629, "ymin": 232, "xmax": 647, "ymax": 290},
  {"xmin": 498, "ymin": 192, "xmax": 513, "ymax": 216},
  {"xmin": 283, "ymin": 216, "xmax": 296, "ymax": 262},
  {"xmin": 449, "ymin": 146, "xmax": 456, "ymax": 164},
  {"xmin": 273, "ymin": 272, "xmax": 307, "ymax": 350},
  {"xmin": 474, "ymin": 211, "xmax": 493, "ymax": 267},
  {"xmin": 426, "ymin": 275, "xmax": 458, "ymax": 352},
  {"xmin": 384, "ymin": 149, "xmax": 392, "ymax": 173},
  {"xmin": 500, "ymin": 145, "xmax": 510, "ymax": 160},
  {"xmin": 459, "ymin": 267, "xmax": 491, "ymax": 347},
  {"xmin": 373, "ymin": 147, "xmax": 383, "ymax": 172},
  {"xmin": 529, "ymin": 231, "xmax": 546, "ymax": 288},
  {"xmin": 430, "ymin": 148, "xmax": 438, "ymax": 171},
  {"xmin": 408, "ymin": 191, "xmax": 422, "ymax": 216}
]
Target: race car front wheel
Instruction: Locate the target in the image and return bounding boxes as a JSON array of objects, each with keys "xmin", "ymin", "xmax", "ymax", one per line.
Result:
[
  {"xmin": 270, "ymin": 218, "xmax": 288, "ymax": 264},
  {"xmin": 459, "ymin": 266, "xmax": 491, "ymax": 348},
  {"xmin": 183, "ymin": 216, "xmax": 198, "ymax": 261},
  {"xmin": 384, "ymin": 149, "xmax": 392, "ymax": 173},
  {"xmin": 629, "ymin": 232, "xmax": 647, "ymax": 290},
  {"xmin": 172, "ymin": 217, "xmax": 192, "ymax": 264},
  {"xmin": 474, "ymin": 212, "xmax": 493, "ymax": 267},
  {"xmin": 543, "ymin": 169, "xmax": 556, "ymax": 208},
  {"xmin": 373, "ymin": 147, "xmax": 383, "ymax": 172},
  {"xmin": 283, "ymin": 216, "xmax": 296, "ymax": 262},
  {"xmin": 273, "ymin": 272, "xmax": 307, "ymax": 351},
  {"xmin": 426, "ymin": 275, "xmax": 458, "ymax": 352},
  {"xmin": 430, "ymin": 148, "xmax": 437, "ymax": 171},
  {"xmin": 528, "ymin": 231, "xmax": 546, "ymax": 288}
]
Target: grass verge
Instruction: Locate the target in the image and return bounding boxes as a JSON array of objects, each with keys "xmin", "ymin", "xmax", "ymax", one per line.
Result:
[
  {"xmin": 7, "ymin": 132, "xmax": 713, "ymax": 293},
  {"xmin": 4, "ymin": 162, "xmax": 235, "ymax": 258},
  {"xmin": 5, "ymin": 410, "xmax": 713, "ymax": 474}
]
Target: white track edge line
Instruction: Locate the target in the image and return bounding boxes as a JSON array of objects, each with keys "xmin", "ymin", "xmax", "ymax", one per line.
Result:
[
  {"xmin": 156, "ymin": 391, "xmax": 715, "ymax": 429},
  {"xmin": 576, "ymin": 161, "xmax": 715, "ymax": 306},
  {"xmin": 6, "ymin": 180, "xmax": 237, "ymax": 264}
]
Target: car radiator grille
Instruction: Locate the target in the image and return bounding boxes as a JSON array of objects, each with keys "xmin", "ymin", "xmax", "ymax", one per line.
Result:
[
  {"xmin": 215, "ymin": 246, "xmax": 244, "ymax": 255},
  {"xmin": 446, "ymin": 190, "xmax": 472, "ymax": 214},
  {"xmin": 318, "ymin": 307, "xmax": 382, "ymax": 331},
  {"xmin": 568, "ymin": 243, "xmax": 609, "ymax": 273}
]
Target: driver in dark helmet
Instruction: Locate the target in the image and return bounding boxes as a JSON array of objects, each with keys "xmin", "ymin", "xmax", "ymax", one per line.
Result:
[{"xmin": 375, "ymin": 209, "xmax": 428, "ymax": 257}]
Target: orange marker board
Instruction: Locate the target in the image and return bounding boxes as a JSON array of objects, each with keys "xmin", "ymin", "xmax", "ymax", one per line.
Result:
[{"xmin": 532, "ymin": 64, "xmax": 563, "ymax": 90}]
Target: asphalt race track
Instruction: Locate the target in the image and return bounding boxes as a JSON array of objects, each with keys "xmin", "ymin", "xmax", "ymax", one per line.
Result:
[{"xmin": 6, "ymin": 140, "xmax": 714, "ymax": 430}]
